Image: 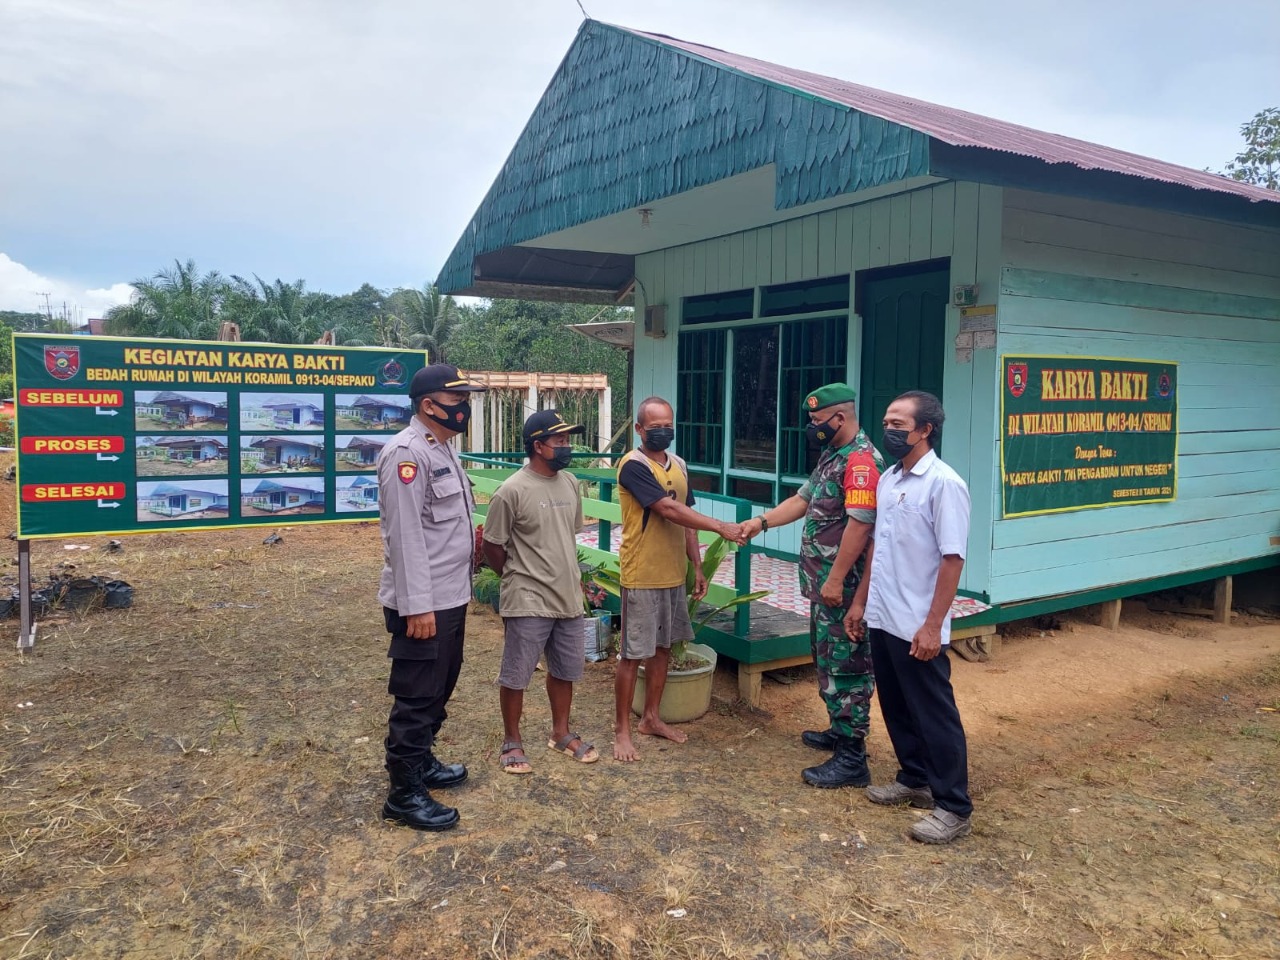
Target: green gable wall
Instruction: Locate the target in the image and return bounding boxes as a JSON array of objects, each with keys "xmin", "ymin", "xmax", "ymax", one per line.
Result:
[{"xmin": 438, "ymin": 21, "xmax": 930, "ymax": 295}]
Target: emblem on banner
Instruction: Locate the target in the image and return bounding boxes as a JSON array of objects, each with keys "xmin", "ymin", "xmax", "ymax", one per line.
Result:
[
  {"xmin": 1157, "ymin": 371, "xmax": 1173, "ymax": 399},
  {"xmin": 44, "ymin": 346, "xmax": 81, "ymax": 381},
  {"xmin": 1007, "ymin": 362, "xmax": 1028, "ymax": 398},
  {"xmin": 378, "ymin": 359, "xmax": 405, "ymax": 387}
]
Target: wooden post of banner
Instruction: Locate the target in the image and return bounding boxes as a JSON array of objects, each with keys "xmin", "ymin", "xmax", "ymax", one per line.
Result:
[
  {"xmin": 17, "ymin": 539, "xmax": 34, "ymax": 651},
  {"xmin": 218, "ymin": 321, "xmax": 241, "ymax": 342}
]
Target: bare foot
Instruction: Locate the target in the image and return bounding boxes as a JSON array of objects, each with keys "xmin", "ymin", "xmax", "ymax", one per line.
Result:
[
  {"xmin": 613, "ymin": 731, "xmax": 640, "ymax": 762},
  {"xmin": 637, "ymin": 717, "xmax": 688, "ymax": 744}
]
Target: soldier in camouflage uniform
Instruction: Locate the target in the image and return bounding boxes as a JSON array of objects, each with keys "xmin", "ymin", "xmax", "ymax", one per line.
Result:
[{"xmin": 741, "ymin": 383, "xmax": 884, "ymax": 788}]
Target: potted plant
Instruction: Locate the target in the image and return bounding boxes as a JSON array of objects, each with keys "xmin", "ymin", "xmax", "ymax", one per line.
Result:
[{"xmin": 593, "ymin": 537, "xmax": 767, "ymax": 722}]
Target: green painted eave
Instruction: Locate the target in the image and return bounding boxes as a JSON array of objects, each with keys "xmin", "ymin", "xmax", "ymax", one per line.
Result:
[{"xmin": 437, "ymin": 21, "xmax": 931, "ymax": 295}]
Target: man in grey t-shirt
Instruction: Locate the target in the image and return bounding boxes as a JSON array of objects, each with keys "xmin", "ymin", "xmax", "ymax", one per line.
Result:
[{"xmin": 482, "ymin": 410, "xmax": 599, "ymax": 773}]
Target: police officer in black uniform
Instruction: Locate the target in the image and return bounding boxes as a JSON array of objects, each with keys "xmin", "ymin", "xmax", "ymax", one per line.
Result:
[{"xmin": 377, "ymin": 362, "xmax": 486, "ymax": 831}]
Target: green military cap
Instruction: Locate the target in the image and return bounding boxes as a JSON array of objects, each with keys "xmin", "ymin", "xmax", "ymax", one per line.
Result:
[{"xmin": 802, "ymin": 383, "xmax": 857, "ymax": 414}]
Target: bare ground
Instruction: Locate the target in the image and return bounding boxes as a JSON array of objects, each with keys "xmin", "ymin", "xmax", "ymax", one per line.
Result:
[{"xmin": 1, "ymin": 506, "xmax": 1278, "ymax": 959}]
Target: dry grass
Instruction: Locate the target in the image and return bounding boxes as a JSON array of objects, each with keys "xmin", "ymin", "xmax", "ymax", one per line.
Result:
[{"xmin": 0, "ymin": 469, "xmax": 1278, "ymax": 957}]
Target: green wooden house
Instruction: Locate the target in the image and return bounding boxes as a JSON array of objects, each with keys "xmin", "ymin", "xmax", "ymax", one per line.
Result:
[{"xmin": 440, "ymin": 22, "xmax": 1280, "ymax": 683}]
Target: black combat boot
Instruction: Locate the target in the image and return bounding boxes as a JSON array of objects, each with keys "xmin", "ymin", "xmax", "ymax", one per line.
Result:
[
  {"xmin": 419, "ymin": 749, "xmax": 468, "ymax": 789},
  {"xmin": 382, "ymin": 760, "xmax": 460, "ymax": 831},
  {"xmin": 801, "ymin": 728, "xmax": 838, "ymax": 751},
  {"xmin": 801, "ymin": 735, "xmax": 870, "ymax": 788}
]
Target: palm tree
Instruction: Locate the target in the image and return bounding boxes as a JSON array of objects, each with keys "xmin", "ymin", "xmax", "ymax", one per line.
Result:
[
  {"xmin": 105, "ymin": 259, "xmax": 226, "ymax": 340},
  {"xmin": 385, "ymin": 283, "xmax": 458, "ymax": 359}
]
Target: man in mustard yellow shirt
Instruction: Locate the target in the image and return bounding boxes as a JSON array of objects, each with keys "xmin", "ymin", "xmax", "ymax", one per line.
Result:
[{"xmin": 613, "ymin": 396, "xmax": 744, "ymax": 762}]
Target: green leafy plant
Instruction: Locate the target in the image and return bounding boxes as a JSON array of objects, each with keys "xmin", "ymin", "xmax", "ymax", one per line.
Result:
[
  {"xmin": 577, "ymin": 548, "xmax": 610, "ymax": 615},
  {"xmin": 472, "ymin": 565, "xmax": 501, "ymax": 611},
  {"xmin": 590, "ymin": 536, "xmax": 767, "ymax": 668}
]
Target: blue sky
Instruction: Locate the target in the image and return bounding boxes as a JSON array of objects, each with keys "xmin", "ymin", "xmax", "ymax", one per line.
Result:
[{"xmin": 1, "ymin": 0, "xmax": 1276, "ymax": 317}]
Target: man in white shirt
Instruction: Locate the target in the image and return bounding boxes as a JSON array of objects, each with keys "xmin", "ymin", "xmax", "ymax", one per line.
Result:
[{"xmin": 845, "ymin": 390, "xmax": 973, "ymax": 844}]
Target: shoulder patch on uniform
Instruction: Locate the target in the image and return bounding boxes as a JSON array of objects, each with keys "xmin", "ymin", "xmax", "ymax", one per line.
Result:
[{"xmin": 398, "ymin": 461, "xmax": 418, "ymax": 484}]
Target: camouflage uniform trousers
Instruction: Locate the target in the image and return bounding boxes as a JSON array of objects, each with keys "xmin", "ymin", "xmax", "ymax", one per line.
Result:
[{"xmin": 810, "ymin": 599, "xmax": 874, "ymax": 739}]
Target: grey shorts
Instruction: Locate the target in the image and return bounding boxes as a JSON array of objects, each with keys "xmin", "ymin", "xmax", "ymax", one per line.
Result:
[
  {"xmin": 499, "ymin": 616, "xmax": 585, "ymax": 690},
  {"xmin": 620, "ymin": 586, "xmax": 694, "ymax": 661}
]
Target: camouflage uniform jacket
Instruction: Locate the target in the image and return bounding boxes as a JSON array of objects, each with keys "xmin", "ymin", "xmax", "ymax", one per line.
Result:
[{"xmin": 797, "ymin": 429, "xmax": 885, "ymax": 603}]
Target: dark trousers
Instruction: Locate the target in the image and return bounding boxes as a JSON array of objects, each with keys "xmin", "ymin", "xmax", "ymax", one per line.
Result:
[
  {"xmin": 869, "ymin": 627, "xmax": 972, "ymax": 817},
  {"xmin": 384, "ymin": 603, "xmax": 467, "ymax": 767}
]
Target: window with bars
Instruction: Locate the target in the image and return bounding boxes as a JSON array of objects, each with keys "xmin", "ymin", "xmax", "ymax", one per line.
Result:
[
  {"xmin": 779, "ymin": 315, "xmax": 850, "ymax": 477},
  {"xmin": 677, "ymin": 275, "xmax": 851, "ymax": 496},
  {"xmin": 676, "ymin": 329, "xmax": 726, "ymax": 468}
]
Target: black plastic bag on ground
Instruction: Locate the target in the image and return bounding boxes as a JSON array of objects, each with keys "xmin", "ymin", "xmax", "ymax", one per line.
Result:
[
  {"xmin": 104, "ymin": 580, "xmax": 134, "ymax": 609},
  {"xmin": 63, "ymin": 577, "xmax": 106, "ymax": 611}
]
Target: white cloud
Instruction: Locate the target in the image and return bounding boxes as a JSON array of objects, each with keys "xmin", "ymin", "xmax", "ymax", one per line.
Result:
[{"xmin": 0, "ymin": 253, "xmax": 133, "ymax": 319}]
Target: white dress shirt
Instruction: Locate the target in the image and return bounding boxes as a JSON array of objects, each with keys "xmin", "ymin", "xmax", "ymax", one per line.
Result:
[{"xmin": 864, "ymin": 448, "xmax": 971, "ymax": 645}]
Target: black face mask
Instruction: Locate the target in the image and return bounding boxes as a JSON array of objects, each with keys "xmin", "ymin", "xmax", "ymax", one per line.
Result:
[
  {"xmin": 806, "ymin": 415, "xmax": 841, "ymax": 448},
  {"xmin": 426, "ymin": 399, "xmax": 471, "ymax": 433},
  {"xmin": 882, "ymin": 428, "xmax": 916, "ymax": 459},
  {"xmin": 643, "ymin": 427, "xmax": 674, "ymax": 452},
  {"xmin": 545, "ymin": 446, "xmax": 574, "ymax": 472}
]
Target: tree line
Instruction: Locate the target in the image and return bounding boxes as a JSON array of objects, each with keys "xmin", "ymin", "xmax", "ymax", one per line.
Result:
[{"xmin": 0, "ymin": 262, "xmax": 632, "ymax": 438}]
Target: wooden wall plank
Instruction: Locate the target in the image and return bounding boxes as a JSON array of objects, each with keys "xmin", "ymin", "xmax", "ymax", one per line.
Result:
[
  {"xmin": 1003, "ymin": 237, "xmax": 1280, "ymax": 299},
  {"xmin": 951, "ymin": 183, "xmax": 980, "ymax": 284},
  {"xmin": 771, "ymin": 222, "xmax": 788, "ymax": 284},
  {"xmin": 1002, "ymin": 267, "xmax": 1280, "ymax": 321},
  {"xmin": 909, "ymin": 189, "xmax": 933, "ymax": 262},
  {"xmin": 1004, "ymin": 207, "xmax": 1280, "ymax": 278},
  {"xmin": 817, "ymin": 210, "xmax": 837, "ymax": 277},
  {"xmin": 835, "ymin": 206, "xmax": 855, "ymax": 273},
  {"xmin": 1003, "ymin": 187, "xmax": 1280, "ymax": 257},
  {"xmin": 741, "ymin": 229, "xmax": 759, "ymax": 288},
  {"xmin": 992, "ymin": 486, "xmax": 1276, "ymax": 549},
  {"xmin": 931, "ymin": 181, "xmax": 956, "ymax": 259},
  {"xmin": 727, "ymin": 233, "xmax": 745, "ymax": 289},
  {"xmin": 868, "ymin": 199, "xmax": 891, "ymax": 268},
  {"xmin": 801, "ymin": 215, "xmax": 820, "ymax": 279},
  {"xmin": 786, "ymin": 218, "xmax": 805, "ymax": 281},
  {"xmin": 851, "ymin": 203, "xmax": 872, "ymax": 272},
  {"xmin": 692, "ymin": 242, "xmax": 707, "ymax": 296},
  {"xmin": 889, "ymin": 193, "xmax": 912, "ymax": 263},
  {"xmin": 991, "ymin": 533, "xmax": 1274, "ymax": 601},
  {"xmin": 991, "ymin": 497, "xmax": 1273, "ymax": 574}
]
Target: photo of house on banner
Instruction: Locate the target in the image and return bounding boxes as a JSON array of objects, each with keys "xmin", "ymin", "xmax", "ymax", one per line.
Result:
[
  {"xmin": 334, "ymin": 394, "xmax": 412, "ymax": 431},
  {"xmin": 136, "ymin": 480, "xmax": 230, "ymax": 523},
  {"xmin": 240, "ymin": 477, "xmax": 326, "ymax": 517},
  {"xmin": 335, "ymin": 434, "xmax": 388, "ymax": 471},
  {"xmin": 239, "ymin": 394, "xmax": 325, "ymax": 431},
  {"xmin": 135, "ymin": 391, "xmax": 229, "ymax": 431},
  {"xmin": 240, "ymin": 436, "xmax": 326, "ymax": 474},
  {"xmin": 135, "ymin": 435, "xmax": 229, "ymax": 477},
  {"xmin": 336, "ymin": 475, "xmax": 379, "ymax": 513}
]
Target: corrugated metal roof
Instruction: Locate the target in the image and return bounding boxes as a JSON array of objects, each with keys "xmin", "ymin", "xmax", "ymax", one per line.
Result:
[{"xmin": 625, "ymin": 27, "xmax": 1277, "ymax": 206}]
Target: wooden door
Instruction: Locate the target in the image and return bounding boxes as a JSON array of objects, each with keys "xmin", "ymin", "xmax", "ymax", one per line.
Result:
[{"xmin": 859, "ymin": 266, "xmax": 948, "ymax": 450}]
